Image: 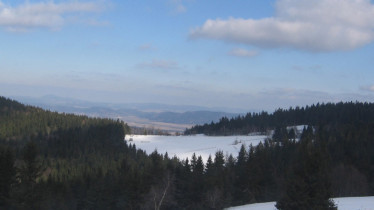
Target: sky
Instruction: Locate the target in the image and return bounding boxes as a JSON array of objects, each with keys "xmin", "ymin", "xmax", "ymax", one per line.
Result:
[{"xmin": 1, "ymin": 0, "xmax": 374, "ymax": 112}]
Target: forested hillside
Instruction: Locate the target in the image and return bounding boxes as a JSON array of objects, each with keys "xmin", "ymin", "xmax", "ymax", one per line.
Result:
[
  {"xmin": 185, "ymin": 102, "xmax": 374, "ymax": 135},
  {"xmin": 0, "ymin": 97, "xmax": 373, "ymax": 209},
  {"xmin": 185, "ymin": 102, "xmax": 374, "ymax": 208}
]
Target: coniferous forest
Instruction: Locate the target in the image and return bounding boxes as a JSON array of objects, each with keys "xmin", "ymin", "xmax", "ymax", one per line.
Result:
[{"xmin": 1, "ymin": 96, "xmax": 373, "ymax": 209}]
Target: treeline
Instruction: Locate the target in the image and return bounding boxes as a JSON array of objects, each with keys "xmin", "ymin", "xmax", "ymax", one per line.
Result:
[
  {"xmin": 0, "ymin": 97, "xmax": 131, "ymax": 141},
  {"xmin": 0, "ymin": 96, "xmax": 373, "ymax": 209},
  {"xmin": 130, "ymin": 126, "xmax": 171, "ymax": 135},
  {"xmin": 185, "ymin": 102, "xmax": 374, "ymax": 135}
]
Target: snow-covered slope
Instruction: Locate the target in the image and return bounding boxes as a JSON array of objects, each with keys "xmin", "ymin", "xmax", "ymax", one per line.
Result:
[
  {"xmin": 127, "ymin": 134, "xmax": 267, "ymax": 161},
  {"xmin": 226, "ymin": 196, "xmax": 374, "ymax": 210}
]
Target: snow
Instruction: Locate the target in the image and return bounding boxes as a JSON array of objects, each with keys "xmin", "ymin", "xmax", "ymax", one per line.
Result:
[
  {"xmin": 226, "ymin": 201, "xmax": 277, "ymax": 210},
  {"xmin": 334, "ymin": 196, "xmax": 374, "ymax": 210},
  {"xmin": 127, "ymin": 134, "xmax": 268, "ymax": 161},
  {"xmin": 127, "ymin": 125, "xmax": 310, "ymax": 161},
  {"xmin": 287, "ymin": 125, "xmax": 307, "ymax": 136},
  {"xmin": 226, "ymin": 196, "xmax": 374, "ymax": 210}
]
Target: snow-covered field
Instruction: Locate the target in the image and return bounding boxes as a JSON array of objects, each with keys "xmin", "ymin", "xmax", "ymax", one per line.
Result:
[
  {"xmin": 126, "ymin": 134, "xmax": 268, "ymax": 161},
  {"xmin": 226, "ymin": 196, "xmax": 374, "ymax": 210}
]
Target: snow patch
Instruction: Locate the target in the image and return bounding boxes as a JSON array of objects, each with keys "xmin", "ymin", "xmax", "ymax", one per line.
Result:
[
  {"xmin": 226, "ymin": 196, "xmax": 374, "ymax": 210},
  {"xmin": 127, "ymin": 134, "xmax": 267, "ymax": 162}
]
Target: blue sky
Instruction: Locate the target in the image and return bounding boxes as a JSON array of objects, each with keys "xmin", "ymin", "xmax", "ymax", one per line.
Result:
[{"xmin": 1, "ymin": 0, "xmax": 374, "ymax": 111}]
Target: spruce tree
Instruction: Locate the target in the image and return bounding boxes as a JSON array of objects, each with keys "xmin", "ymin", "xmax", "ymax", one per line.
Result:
[
  {"xmin": 18, "ymin": 141, "xmax": 43, "ymax": 209},
  {"xmin": 276, "ymin": 134, "xmax": 336, "ymax": 210}
]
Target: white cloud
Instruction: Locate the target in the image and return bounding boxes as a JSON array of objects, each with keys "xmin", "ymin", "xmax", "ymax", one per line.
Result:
[
  {"xmin": 139, "ymin": 60, "xmax": 179, "ymax": 70},
  {"xmin": 228, "ymin": 48, "xmax": 258, "ymax": 58},
  {"xmin": 190, "ymin": 0, "xmax": 374, "ymax": 52},
  {"xmin": 0, "ymin": 1, "xmax": 105, "ymax": 31}
]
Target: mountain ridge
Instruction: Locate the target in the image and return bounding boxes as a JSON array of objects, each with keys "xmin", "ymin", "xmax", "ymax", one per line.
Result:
[{"xmin": 10, "ymin": 95, "xmax": 241, "ymax": 131}]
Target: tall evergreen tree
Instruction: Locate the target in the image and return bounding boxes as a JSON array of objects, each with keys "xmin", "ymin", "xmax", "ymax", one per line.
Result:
[
  {"xmin": 17, "ymin": 141, "xmax": 43, "ymax": 209},
  {"xmin": 276, "ymin": 134, "xmax": 336, "ymax": 210}
]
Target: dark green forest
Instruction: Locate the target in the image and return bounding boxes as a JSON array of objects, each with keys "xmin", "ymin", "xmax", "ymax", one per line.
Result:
[
  {"xmin": 185, "ymin": 102, "xmax": 374, "ymax": 136},
  {"xmin": 1, "ymin": 97, "xmax": 373, "ymax": 209}
]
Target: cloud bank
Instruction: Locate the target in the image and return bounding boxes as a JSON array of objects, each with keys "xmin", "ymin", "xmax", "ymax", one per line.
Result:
[
  {"xmin": 190, "ymin": 0, "xmax": 374, "ymax": 52},
  {"xmin": 0, "ymin": 1, "xmax": 105, "ymax": 31}
]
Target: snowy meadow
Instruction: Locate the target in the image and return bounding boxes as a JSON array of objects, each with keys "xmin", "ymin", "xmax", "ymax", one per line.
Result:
[{"xmin": 127, "ymin": 134, "xmax": 268, "ymax": 162}]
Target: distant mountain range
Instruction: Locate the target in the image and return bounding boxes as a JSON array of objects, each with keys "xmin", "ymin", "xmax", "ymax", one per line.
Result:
[{"xmin": 12, "ymin": 95, "xmax": 241, "ymax": 131}]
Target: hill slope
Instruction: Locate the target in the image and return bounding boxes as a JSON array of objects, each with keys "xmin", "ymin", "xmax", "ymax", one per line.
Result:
[
  {"xmin": 1, "ymin": 97, "xmax": 373, "ymax": 209},
  {"xmin": 186, "ymin": 102, "xmax": 374, "ymax": 135}
]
